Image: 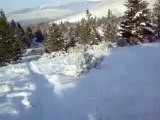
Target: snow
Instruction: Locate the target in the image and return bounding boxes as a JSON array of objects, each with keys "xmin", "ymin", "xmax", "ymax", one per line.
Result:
[
  {"xmin": 54, "ymin": 0, "xmax": 126, "ymax": 23},
  {"xmin": 133, "ymin": 11, "xmax": 142, "ymax": 19},
  {"xmin": 8, "ymin": 9, "xmax": 72, "ymax": 21},
  {"xmin": 39, "ymin": 4, "xmax": 52, "ymax": 10},
  {"xmin": 21, "ymin": 47, "xmax": 44, "ymax": 63},
  {"xmin": 1, "ymin": 42, "xmax": 160, "ymax": 120},
  {"xmin": 55, "ymin": 0, "xmax": 155, "ymax": 23},
  {"xmin": 0, "ymin": 84, "xmax": 11, "ymax": 93},
  {"xmin": 140, "ymin": 22, "xmax": 146, "ymax": 26},
  {"xmin": 24, "ymin": 47, "xmax": 44, "ymax": 57}
]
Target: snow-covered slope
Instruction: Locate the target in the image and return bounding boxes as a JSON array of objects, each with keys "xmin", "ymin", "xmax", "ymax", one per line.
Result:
[
  {"xmin": 1, "ymin": 43, "xmax": 160, "ymax": 120},
  {"xmin": 8, "ymin": 9, "xmax": 73, "ymax": 21},
  {"xmin": 56, "ymin": 0, "xmax": 156, "ymax": 23}
]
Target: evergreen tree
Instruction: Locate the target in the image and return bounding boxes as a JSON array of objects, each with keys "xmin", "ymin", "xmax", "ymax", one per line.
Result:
[
  {"xmin": 10, "ymin": 20, "xmax": 17, "ymax": 31},
  {"xmin": 59, "ymin": 22, "xmax": 68, "ymax": 45},
  {"xmin": 0, "ymin": 10, "xmax": 22, "ymax": 65},
  {"xmin": 97, "ymin": 17, "xmax": 107, "ymax": 27},
  {"xmin": 119, "ymin": 0, "xmax": 153, "ymax": 44},
  {"xmin": 59, "ymin": 22, "xmax": 68, "ymax": 35},
  {"xmin": 9, "ymin": 20, "xmax": 23, "ymax": 58},
  {"xmin": 132, "ymin": 0, "xmax": 153, "ymax": 42},
  {"xmin": 103, "ymin": 9, "xmax": 117, "ymax": 42},
  {"xmin": 25, "ymin": 26, "xmax": 33, "ymax": 48},
  {"xmin": 153, "ymin": 0, "xmax": 160, "ymax": 37},
  {"xmin": 17, "ymin": 22, "xmax": 26, "ymax": 49},
  {"xmin": 68, "ymin": 26, "xmax": 77, "ymax": 44},
  {"xmin": 44, "ymin": 23, "xmax": 64, "ymax": 53},
  {"xmin": 64, "ymin": 26, "xmax": 77, "ymax": 52},
  {"xmin": 0, "ymin": 9, "xmax": 7, "ymax": 39},
  {"xmin": 79, "ymin": 10, "xmax": 101, "ymax": 45},
  {"xmin": 79, "ymin": 18, "xmax": 91, "ymax": 44}
]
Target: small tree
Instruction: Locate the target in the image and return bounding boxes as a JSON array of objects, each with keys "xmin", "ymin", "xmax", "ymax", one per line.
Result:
[
  {"xmin": 79, "ymin": 10, "xmax": 101, "ymax": 45},
  {"xmin": 103, "ymin": 9, "xmax": 117, "ymax": 42},
  {"xmin": 44, "ymin": 23, "xmax": 65, "ymax": 53}
]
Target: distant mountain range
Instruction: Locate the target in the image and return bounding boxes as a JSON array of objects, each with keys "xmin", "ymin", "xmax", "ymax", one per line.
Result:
[
  {"xmin": 8, "ymin": 1, "xmax": 101, "ymax": 15},
  {"xmin": 7, "ymin": 1, "xmax": 101, "ymax": 25},
  {"xmin": 8, "ymin": 8, "xmax": 36, "ymax": 15}
]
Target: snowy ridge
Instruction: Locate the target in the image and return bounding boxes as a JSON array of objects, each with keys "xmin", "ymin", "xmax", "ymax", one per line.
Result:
[{"xmin": 55, "ymin": 0, "xmax": 156, "ymax": 23}]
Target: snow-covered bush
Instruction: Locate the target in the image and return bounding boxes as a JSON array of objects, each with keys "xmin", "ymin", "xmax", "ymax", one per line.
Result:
[
  {"xmin": 39, "ymin": 41, "xmax": 107, "ymax": 77},
  {"xmin": 57, "ymin": 52, "xmax": 103, "ymax": 77},
  {"xmin": 61, "ymin": 52, "xmax": 93, "ymax": 77},
  {"xmin": 40, "ymin": 51, "xmax": 67, "ymax": 60}
]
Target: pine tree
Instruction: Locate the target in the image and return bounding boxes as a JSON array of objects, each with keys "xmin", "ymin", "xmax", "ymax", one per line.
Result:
[
  {"xmin": 44, "ymin": 23, "xmax": 65, "ymax": 53},
  {"xmin": 118, "ymin": 0, "xmax": 135, "ymax": 44},
  {"xmin": 79, "ymin": 10, "xmax": 101, "ymax": 45},
  {"xmin": 59, "ymin": 22, "xmax": 68, "ymax": 35},
  {"xmin": 17, "ymin": 22, "xmax": 26, "ymax": 49},
  {"xmin": 9, "ymin": 20, "xmax": 22, "ymax": 60},
  {"xmin": 119, "ymin": 0, "xmax": 152, "ymax": 44},
  {"xmin": 79, "ymin": 18, "xmax": 92, "ymax": 44},
  {"xmin": 64, "ymin": 26, "xmax": 77, "ymax": 52},
  {"xmin": 25, "ymin": 26, "xmax": 33, "ymax": 48},
  {"xmin": 0, "ymin": 10, "xmax": 22, "ymax": 65},
  {"xmin": 132, "ymin": 0, "xmax": 153, "ymax": 42},
  {"xmin": 59, "ymin": 22, "xmax": 68, "ymax": 45},
  {"xmin": 153, "ymin": 0, "xmax": 160, "ymax": 37},
  {"xmin": 103, "ymin": 9, "xmax": 117, "ymax": 42}
]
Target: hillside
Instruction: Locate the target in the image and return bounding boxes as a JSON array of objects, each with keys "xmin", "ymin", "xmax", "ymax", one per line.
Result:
[
  {"xmin": 7, "ymin": 1, "xmax": 101, "ymax": 24},
  {"xmin": 0, "ymin": 43, "xmax": 160, "ymax": 120},
  {"xmin": 56, "ymin": 0, "xmax": 156, "ymax": 23}
]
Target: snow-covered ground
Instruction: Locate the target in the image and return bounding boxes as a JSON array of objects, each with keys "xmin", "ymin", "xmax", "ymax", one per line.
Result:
[{"xmin": 1, "ymin": 43, "xmax": 160, "ymax": 120}]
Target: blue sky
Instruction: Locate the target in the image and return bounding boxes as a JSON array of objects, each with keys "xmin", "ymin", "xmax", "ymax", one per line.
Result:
[{"xmin": 0, "ymin": 0, "xmax": 86, "ymax": 13}]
